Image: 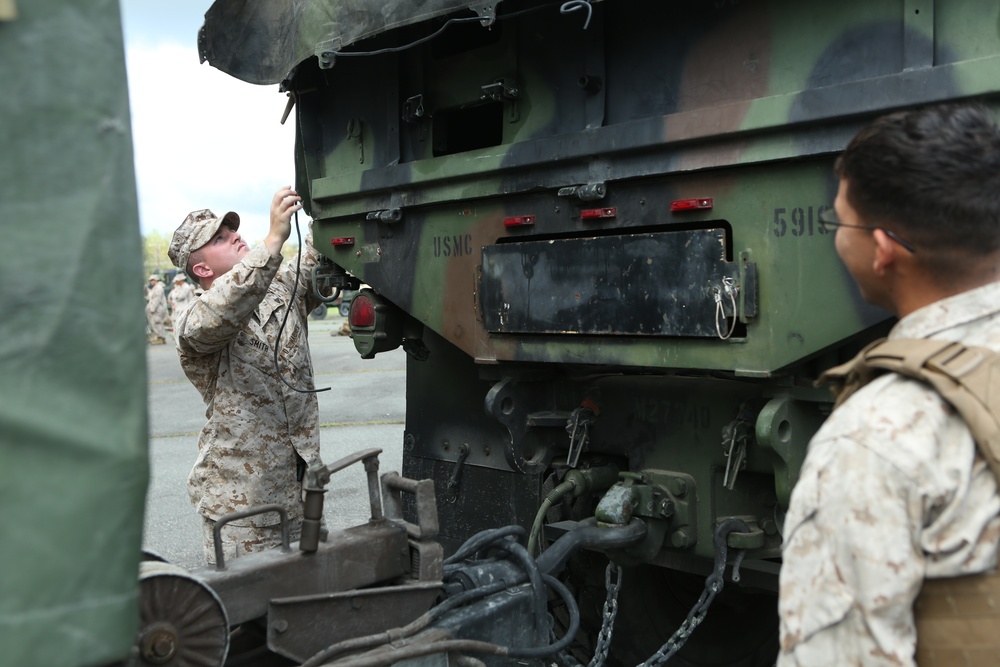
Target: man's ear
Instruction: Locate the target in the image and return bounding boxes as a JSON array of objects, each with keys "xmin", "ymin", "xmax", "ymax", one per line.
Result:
[
  {"xmin": 871, "ymin": 228, "xmax": 897, "ymax": 276},
  {"xmin": 190, "ymin": 261, "xmax": 213, "ymax": 280}
]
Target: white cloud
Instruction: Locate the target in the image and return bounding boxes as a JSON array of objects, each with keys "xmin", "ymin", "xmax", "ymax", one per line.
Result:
[{"xmin": 126, "ymin": 41, "xmax": 298, "ymax": 244}]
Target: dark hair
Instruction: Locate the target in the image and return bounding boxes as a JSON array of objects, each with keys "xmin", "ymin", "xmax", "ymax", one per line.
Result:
[{"xmin": 834, "ymin": 103, "xmax": 1000, "ymax": 261}]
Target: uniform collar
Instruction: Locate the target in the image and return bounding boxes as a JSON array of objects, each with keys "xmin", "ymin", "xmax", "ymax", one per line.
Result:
[{"xmin": 889, "ymin": 280, "xmax": 1000, "ymax": 340}]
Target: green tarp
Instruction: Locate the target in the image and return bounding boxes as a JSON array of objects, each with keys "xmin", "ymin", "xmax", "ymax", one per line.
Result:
[{"xmin": 0, "ymin": 1, "xmax": 148, "ymax": 665}]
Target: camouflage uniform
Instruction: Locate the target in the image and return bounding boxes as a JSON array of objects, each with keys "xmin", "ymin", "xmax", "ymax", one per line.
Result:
[
  {"xmin": 173, "ymin": 238, "xmax": 324, "ymax": 565},
  {"xmin": 778, "ymin": 280, "xmax": 1000, "ymax": 667},
  {"xmin": 168, "ymin": 278, "xmax": 195, "ymax": 318},
  {"xmin": 144, "ymin": 277, "xmax": 168, "ymax": 343}
]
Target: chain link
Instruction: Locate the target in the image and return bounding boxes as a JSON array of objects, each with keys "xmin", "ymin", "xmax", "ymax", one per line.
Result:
[
  {"xmin": 557, "ymin": 562, "xmax": 623, "ymax": 667},
  {"xmin": 556, "ymin": 520, "xmax": 749, "ymax": 667},
  {"xmin": 587, "ymin": 563, "xmax": 622, "ymax": 667},
  {"xmin": 639, "ymin": 518, "xmax": 749, "ymax": 667}
]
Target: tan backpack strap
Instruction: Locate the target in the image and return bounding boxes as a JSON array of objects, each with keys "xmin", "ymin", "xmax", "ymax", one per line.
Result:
[
  {"xmin": 822, "ymin": 338, "xmax": 1000, "ymax": 482},
  {"xmin": 816, "ymin": 338, "xmax": 888, "ymax": 409}
]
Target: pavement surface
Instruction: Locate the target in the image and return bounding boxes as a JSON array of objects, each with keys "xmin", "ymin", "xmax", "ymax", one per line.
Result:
[{"xmin": 142, "ymin": 314, "xmax": 406, "ymax": 569}]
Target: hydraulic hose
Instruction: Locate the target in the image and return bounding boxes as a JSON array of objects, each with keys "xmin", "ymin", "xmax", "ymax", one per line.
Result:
[
  {"xmin": 527, "ymin": 465, "xmax": 620, "ymax": 556},
  {"xmin": 527, "ymin": 478, "xmax": 578, "ymax": 556},
  {"xmin": 315, "ymin": 574, "xmax": 579, "ymax": 667}
]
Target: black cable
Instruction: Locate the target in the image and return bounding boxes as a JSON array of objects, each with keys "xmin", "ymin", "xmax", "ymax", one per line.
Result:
[
  {"xmin": 444, "ymin": 525, "xmax": 527, "ymax": 565},
  {"xmin": 300, "ymin": 580, "xmax": 513, "ymax": 667},
  {"xmin": 329, "ymin": 15, "xmax": 486, "ymax": 58},
  {"xmin": 326, "ymin": 2, "xmax": 571, "ymax": 60},
  {"xmin": 306, "ymin": 574, "xmax": 578, "ymax": 666},
  {"xmin": 486, "ymin": 539, "xmax": 548, "ymax": 635},
  {"xmin": 506, "ymin": 574, "xmax": 580, "ymax": 658},
  {"xmin": 272, "ymin": 209, "xmax": 331, "ymax": 394}
]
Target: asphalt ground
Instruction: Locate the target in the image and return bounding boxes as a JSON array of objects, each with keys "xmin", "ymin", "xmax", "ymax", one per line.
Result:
[{"xmin": 142, "ymin": 314, "xmax": 406, "ymax": 570}]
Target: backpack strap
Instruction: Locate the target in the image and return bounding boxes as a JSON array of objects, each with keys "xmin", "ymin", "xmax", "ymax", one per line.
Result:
[{"xmin": 818, "ymin": 338, "xmax": 1000, "ymax": 482}]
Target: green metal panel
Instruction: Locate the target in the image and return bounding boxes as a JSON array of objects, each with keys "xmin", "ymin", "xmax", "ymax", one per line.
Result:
[
  {"xmin": 0, "ymin": 2, "xmax": 148, "ymax": 665},
  {"xmin": 257, "ymin": 0, "xmax": 1000, "ymax": 373}
]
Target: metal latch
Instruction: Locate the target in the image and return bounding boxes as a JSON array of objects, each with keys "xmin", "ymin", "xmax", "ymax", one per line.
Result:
[
  {"xmin": 366, "ymin": 208, "xmax": 402, "ymax": 223},
  {"xmin": 558, "ymin": 182, "xmax": 607, "ymax": 201},
  {"xmin": 481, "ymin": 78, "xmax": 519, "ymax": 102},
  {"xmin": 403, "ymin": 94, "xmax": 425, "ymax": 123}
]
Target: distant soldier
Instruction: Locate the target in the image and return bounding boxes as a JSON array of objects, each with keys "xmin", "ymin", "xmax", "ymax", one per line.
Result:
[
  {"xmin": 168, "ymin": 273, "xmax": 196, "ymax": 318},
  {"xmin": 144, "ymin": 275, "xmax": 168, "ymax": 345}
]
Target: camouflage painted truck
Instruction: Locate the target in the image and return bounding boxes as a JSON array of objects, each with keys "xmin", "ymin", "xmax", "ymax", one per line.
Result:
[{"xmin": 195, "ymin": 0, "xmax": 1000, "ymax": 664}]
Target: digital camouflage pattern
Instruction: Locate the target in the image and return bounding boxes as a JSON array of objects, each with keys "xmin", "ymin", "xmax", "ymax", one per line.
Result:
[
  {"xmin": 145, "ymin": 277, "xmax": 168, "ymax": 342},
  {"xmin": 169, "ymin": 276, "xmax": 196, "ymax": 316},
  {"xmin": 174, "ymin": 238, "xmax": 324, "ymax": 533},
  {"xmin": 200, "ymin": 516, "xmax": 292, "ymax": 566},
  {"xmin": 779, "ymin": 281, "xmax": 1000, "ymax": 667},
  {"xmin": 201, "ymin": 1, "xmax": 1000, "ymax": 662}
]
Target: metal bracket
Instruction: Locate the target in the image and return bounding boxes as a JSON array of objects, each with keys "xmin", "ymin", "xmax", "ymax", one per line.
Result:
[
  {"xmin": 366, "ymin": 208, "xmax": 402, "ymax": 223},
  {"xmin": 481, "ymin": 78, "xmax": 519, "ymax": 102},
  {"xmin": 444, "ymin": 443, "xmax": 470, "ymax": 500},
  {"xmin": 402, "ymin": 94, "xmax": 425, "ymax": 123},
  {"xmin": 346, "ymin": 117, "xmax": 364, "ymax": 163},
  {"xmin": 469, "ymin": 1, "xmax": 499, "ymax": 26},
  {"xmin": 557, "ymin": 182, "xmax": 607, "ymax": 201},
  {"xmin": 484, "ymin": 377, "xmax": 556, "ymax": 474}
]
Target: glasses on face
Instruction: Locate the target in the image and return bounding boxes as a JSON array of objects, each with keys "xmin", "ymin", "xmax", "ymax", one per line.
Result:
[{"xmin": 818, "ymin": 208, "xmax": 917, "ymax": 254}]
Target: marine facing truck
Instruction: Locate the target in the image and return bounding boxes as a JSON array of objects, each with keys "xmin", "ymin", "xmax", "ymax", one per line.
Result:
[{"xmin": 7, "ymin": 1, "xmax": 1000, "ymax": 666}]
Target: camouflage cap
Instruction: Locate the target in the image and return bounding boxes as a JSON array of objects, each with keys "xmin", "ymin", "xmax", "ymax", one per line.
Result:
[
  {"xmin": 173, "ymin": 273, "xmax": 186, "ymax": 282},
  {"xmin": 168, "ymin": 209, "xmax": 241, "ymax": 274},
  {"xmin": 148, "ymin": 274, "xmax": 160, "ymax": 282}
]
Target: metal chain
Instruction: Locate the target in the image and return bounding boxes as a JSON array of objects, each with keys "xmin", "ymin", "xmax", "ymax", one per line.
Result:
[
  {"xmin": 638, "ymin": 518, "xmax": 750, "ymax": 667},
  {"xmin": 557, "ymin": 562, "xmax": 623, "ymax": 667},
  {"xmin": 558, "ymin": 520, "xmax": 748, "ymax": 667},
  {"xmin": 587, "ymin": 563, "xmax": 623, "ymax": 667}
]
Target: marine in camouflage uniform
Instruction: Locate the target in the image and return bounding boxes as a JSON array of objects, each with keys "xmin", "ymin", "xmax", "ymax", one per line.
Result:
[
  {"xmin": 168, "ymin": 187, "xmax": 325, "ymax": 565},
  {"xmin": 167, "ymin": 273, "xmax": 195, "ymax": 319},
  {"xmin": 144, "ymin": 275, "xmax": 168, "ymax": 344},
  {"xmin": 778, "ymin": 104, "xmax": 1000, "ymax": 666}
]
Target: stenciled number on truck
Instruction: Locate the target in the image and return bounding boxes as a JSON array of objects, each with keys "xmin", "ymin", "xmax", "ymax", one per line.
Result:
[{"xmin": 773, "ymin": 205, "xmax": 832, "ymax": 238}]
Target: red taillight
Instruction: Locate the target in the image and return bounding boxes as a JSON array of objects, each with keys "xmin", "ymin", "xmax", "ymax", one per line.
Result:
[
  {"xmin": 504, "ymin": 215, "xmax": 535, "ymax": 227},
  {"xmin": 350, "ymin": 295, "xmax": 376, "ymax": 327},
  {"xmin": 331, "ymin": 236, "xmax": 355, "ymax": 246},
  {"xmin": 670, "ymin": 198, "xmax": 713, "ymax": 212},
  {"xmin": 580, "ymin": 207, "xmax": 617, "ymax": 220}
]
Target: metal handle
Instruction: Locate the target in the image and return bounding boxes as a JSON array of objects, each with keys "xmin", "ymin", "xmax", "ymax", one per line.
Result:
[
  {"xmin": 381, "ymin": 472, "xmax": 439, "ymax": 540},
  {"xmin": 213, "ymin": 504, "xmax": 289, "ymax": 570},
  {"xmin": 300, "ymin": 448, "xmax": 384, "ymax": 553}
]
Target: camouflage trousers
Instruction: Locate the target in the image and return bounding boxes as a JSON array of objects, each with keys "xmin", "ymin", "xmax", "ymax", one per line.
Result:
[{"xmin": 200, "ymin": 515, "xmax": 301, "ymax": 566}]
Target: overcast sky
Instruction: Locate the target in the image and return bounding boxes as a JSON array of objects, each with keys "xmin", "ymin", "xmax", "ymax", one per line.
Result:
[{"xmin": 119, "ymin": 1, "xmax": 297, "ymax": 244}]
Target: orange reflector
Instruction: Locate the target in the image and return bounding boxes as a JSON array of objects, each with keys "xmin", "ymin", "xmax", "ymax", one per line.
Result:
[
  {"xmin": 350, "ymin": 295, "xmax": 376, "ymax": 327},
  {"xmin": 581, "ymin": 207, "xmax": 617, "ymax": 220},
  {"xmin": 670, "ymin": 198, "xmax": 713, "ymax": 211},
  {"xmin": 331, "ymin": 236, "xmax": 355, "ymax": 246},
  {"xmin": 504, "ymin": 215, "xmax": 535, "ymax": 227}
]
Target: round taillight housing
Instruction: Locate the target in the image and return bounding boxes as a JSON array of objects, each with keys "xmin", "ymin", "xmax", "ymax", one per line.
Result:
[{"xmin": 349, "ymin": 294, "xmax": 376, "ymax": 328}]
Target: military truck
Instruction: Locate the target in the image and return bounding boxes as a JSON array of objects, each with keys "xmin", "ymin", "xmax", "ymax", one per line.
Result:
[
  {"xmin": 196, "ymin": 0, "xmax": 1000, "ymax": 663},
  {"xmin": 9, "ymin": 1, "xmax": 1000, "ymax": 666}
]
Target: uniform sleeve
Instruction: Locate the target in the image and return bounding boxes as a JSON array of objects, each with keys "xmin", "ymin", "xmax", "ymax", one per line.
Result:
[
  {"xmin": 778, "ymin": 433, "xmax": 924, "ymax": 667},
  {"xmin": 175, "ymin": 244, "xmax": 282, "ymax": 356}
]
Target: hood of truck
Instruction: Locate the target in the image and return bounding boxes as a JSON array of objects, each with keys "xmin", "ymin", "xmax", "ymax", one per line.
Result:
[{"xmin": 199, "ymin": 0, "xmax": 506, "ymax": 85}]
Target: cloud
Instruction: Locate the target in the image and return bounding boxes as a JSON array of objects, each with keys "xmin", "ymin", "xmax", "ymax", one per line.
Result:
[{"xmin": 126, "ymin": 41, "xmax": 297, "ymax": 244}]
